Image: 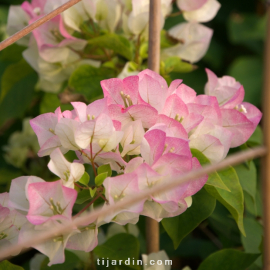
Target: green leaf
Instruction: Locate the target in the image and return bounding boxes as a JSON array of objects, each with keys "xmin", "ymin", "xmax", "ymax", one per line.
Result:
[
  {"xmin": 191, "ymin": 149, "xmax": 230, "ymax": 191},
  {"xmin": 98, "ymin": 164, "xmax": 112, "ymax": 177},
  {"xmin": 247, "ymin": 126, "xmax": 263, "ymax": 147},
  {"xmin": 161, "ymin": 188, "xmax": 216, "ymax": 249},
  {"xmin": 163, "ymin": 56, "xmax": 194, "ymax": 74},
  {"xmin": 0, "ymin": 44, "xmax": 25, "ymax": 63},
  {"xmin": 228, "ymin": 13, "xmax": 266, "ymax": 53},
  {"xmin": 0, "ymin": 59, "xmax": 34, "ymax": 102},
  {"xmin": 88, "ymin": 34, "xmax": 133, "ymax": 60},
  {"xmin": 41, "ymin": 250, "xmax": 80, "ymax": 270},
  {"xmin": 90, "ymin": 187, "xmax": 97, "ymax": 197},
  {"xmin": 0, "ymin": 63, "xmax": 37, "ymax": 126},
  {"xmin": 160, "ymin": 29, "xmax": 177, "ymax": 49},
  {"xmin": 241, "ymin": 218, "xmax": 263, "ymax": 254},
  {"xmin": 0, "ymin": 261, "xmax": 24, "ymax": 270},
  {"xmin": 228, "ymin": 56, "xmax": 263, "ymax": 107},
  {"xmin": 75, "ymin": 189, "xmax": 91, "ymax": 204},
  {"xmin": 234, "ymin": 161, "xmax": 257, "ymax": 203},
  {"xmin": 197, "ymin": 249, "xmax": 260, "ymax": 270},
  {"xmin": 205, "ymin": 167, "xmax": 245, "ymax": 236},
  {"xmin": 40, "ymin": 93, "xmax": 72, "ymax": 114},
  {"xmin": 78, "ymin": 172, "xmax": 90, "ymax": 186},
  {"xmin": 69, "ymin": 65, "xmax": 114, "ymax": 101},
  {"xmin": 95, "ymin": 172, "xmax": 108, "ymax": 186},
  {"xmin": 94, "ymin": 233, "xmax": 139, "ymax": 269}
]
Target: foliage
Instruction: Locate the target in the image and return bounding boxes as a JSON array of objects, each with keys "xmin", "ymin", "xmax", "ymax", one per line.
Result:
[{"xmin": 0, "ymin": 0, "xmax": 265, "ymax": 269}]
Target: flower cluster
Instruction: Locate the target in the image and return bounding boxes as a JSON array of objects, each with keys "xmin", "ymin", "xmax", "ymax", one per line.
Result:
[
  {"xmin": 0, "ymin": 69, "xmax": 262, "ymax": 265},
  {"xmin": 7, "ymin": 0, "xmax": 221, "ymax": 92}
]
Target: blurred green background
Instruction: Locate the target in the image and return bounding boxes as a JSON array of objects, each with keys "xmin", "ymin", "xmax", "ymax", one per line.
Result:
[{"xmin": 0, "ymin": 0, "xmax": 266, "ymax": 269}]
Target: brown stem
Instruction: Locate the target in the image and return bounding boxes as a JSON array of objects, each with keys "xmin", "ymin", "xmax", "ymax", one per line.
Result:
[
  {"xmin": 74, "ymin": 183, "xmax": 89, "ymax": 189},
  {"xmin": 90, "ymin": 251, "xmax": 97, "ymax": 270},
  {"xmin": 93, "ymin": 149, "xmax": 103, "ymax": 160},
  {"xmin": 167, "ymin": 11, "xmax": 183, "ymax": 17},
  {"xmin": 199, "ymin": 223, "xmax": 223, "ymax": 249},
  {"xmin": 73, "ymin": 194, "xmax": 101, "ymax": 218},
  {"xmin": 135, "ymin": 34, "xmax": 141, "ymax": 65},
  {"xmin": 79, "ymin": 149, "xmax": 92, "ymax": 162},
  {"xmin": 0, "ymin": 0, "xmax": 83, "ymax": 51},
  {"xmin": 146, "ymin": 0, "xmax": 161, "ymax": 254},
  {"xmin": 90, "ymin": 143, "xmax": 97, "ymax": 177}
]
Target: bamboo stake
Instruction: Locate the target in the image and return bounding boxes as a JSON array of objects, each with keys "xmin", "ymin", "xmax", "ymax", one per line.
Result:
[
  {"xmin": 0, "ymin": 0, "xmax": 82, "ymax": 51},
  {"xmin": 1, "ymin": 146, "xmax": 266, "ymax": 261},
  {"xmin": 146, "ymin": 0, "xmax": 161, "ymax": 254},
  {"xmin": 262, "ymin": 2, "xmax": 270, "ymax": 269}
]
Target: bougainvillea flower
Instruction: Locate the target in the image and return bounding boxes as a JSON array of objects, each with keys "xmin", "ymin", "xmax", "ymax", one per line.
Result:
[
  {"xmin": 31, "ymin": 15, "xmax": 87, "ymax": 63},
  {"xmin": 138, "ymin": 69, "xmax": 168, "ymax": 112},
  {"xmin": 9, "ymin": 176, "xmax": 45, "ymax": 213},
  {"xmin": 27, "ymin": 180, "xmax": 77, "ymax": 225},
  {"xmin": 21, "ymin": 0, "xmax": 46, "ymax": 19},
  {"xmin": 75, "ymin": 113, "xmax": 124, "ymax": 151},
  {"xmin": 220, "ymin": 109, "xmax": 258, "ymax": 148},
  {"xmin": 7, "ymin": 6, "xmax": 30, "ymax": 46},
  {"xmin": 55, "ymin": 117, "xmax": 81, "ymax": 151},
  {"xmin": 101, "ymin": 76, "xmax": 139, "ymax": 107},
  {"xmin": 165, "ymin": 22, "xmax": 213, "ymax": 63},
  {"xmin": 0, "ymin": 193, "xmax": 9, "ymax": 208},
  {"xmin": 109, "ymin": 104, "xmax": 158, "ymax": 129},
  {"xmin": 189, "ymin": 120, "xmax": 233, "ymax": 162},
  {"xmin": 67, "ymin": 214, "xmax": 98, "ymax": 252},
  {"xmin": 182, "ymin": 0, "xmax": 221, "ymax": 23},
  {"xmin": 48, "ymin": 148, "xmax": 85, "ymax": 188},
  {"xmin": 155, "ymin": 115, "xmax": 189, "ymax": 138},
  {"xmin": 177, "ymin": 0, "xmax": 207, "ymax": 11},
  {"xmin": 19, "ymin": 217, "xmax": 77, "ymax": 266},
  {"xmin": 142, "ymin": 251, "xmax": 171, "ymax": 270},
  {"xmin": 103, "ymin": 173, "xmax": 145, "ymax": 225},
  {"xmin": 205, "ymin": 68, "xmax": 244, "ymax": 109},
  {"xmin": 30, "ymin": 107, "xmax": 67, "ymax": 156},
  {"xmin": 204, "ymin": 69, "xmax": 262, "ymax": 136},
  {"xmin": 120, "ymin": 120, "xmax": 145, "ymax": 157},
  {"xmin": 71, "ymin": 99, "xmax": 109, "ymax": 123},
  {"xmin": 0, "ymin": 208, "xmax": 28, "ymax": 255}
]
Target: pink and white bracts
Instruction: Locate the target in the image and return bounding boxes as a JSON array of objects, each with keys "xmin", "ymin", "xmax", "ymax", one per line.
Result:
[{"xmin": 4, "ymin": 68, "xmax": 262, "ymax": 266}]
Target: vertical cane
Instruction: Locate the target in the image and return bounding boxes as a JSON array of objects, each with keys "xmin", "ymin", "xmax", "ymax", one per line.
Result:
[
  {"xmin": 263, "ymin": 1, "xmax": 270, "ymax": 269},
  {"xmin": 146, "ymin": 0, "xmax": 161, "ymax": 254}
]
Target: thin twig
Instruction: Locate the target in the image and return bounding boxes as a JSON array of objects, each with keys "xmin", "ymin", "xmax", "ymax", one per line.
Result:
[
  {"xmin": 0, "ymin": 0, "xmax": 82, "ymax": 51},
  {"xmin": 199, "ymin": 223, "xmax": 223, "ymax": 249},
  {"xmin": 167, "ymin": 11, "xmax": 183, "ymax": 17},
  {"xmin": 90, "ymin": 143, "xmax": 97, "ymax": 176},
  {"xmin": 74, "ymin": 182, "xmax": 89, "ymax": 190},
  {"xmin": 73, "ymin": 194, "xmax": 101, "ymax": 218},
  {"xmin": 0, "ymin": 146, "xmax": 266, "ymax": 260}
]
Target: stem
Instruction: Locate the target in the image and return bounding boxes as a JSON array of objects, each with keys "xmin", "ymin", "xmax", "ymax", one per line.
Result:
[
  {"xmin": 99, "ymin": 193, "xmax": 109, "ymax": 204},
  {"xmin": 199, "ymin": 223, "xmax": 223, "ymax": 249},
  {"xmin": 135, "ymin": 34, "xmax": 141, "ymax": 65},
  {"xmin": 79, "ymin": 149, "xmax": 92, "ymax": 162},
  {"xmin": 167, "ymin": 11, "xmax": 182, "ymax": 17},
  {"xmin": 73, "ymin": 194, "xmax": 101, "ymax": 218},
  {"xmin": 90, "ymin": 251, "xmax": 96, "ymax": 270},
  {"xmin": 93, "ymin": 149, "xmax": 103, "ymax": 160},
  {"xmin": 89, "ymin": 19, "xmax": 97, "ymax": 34},
  {"xmin": 102, "ymin": 48, "xmax": 111, "ymax": 61},
  {"xmin": 90, "ymin": 142, "xmax": 97, "ymax": 177},
  {"xmin": 74, "ymin": 182, "xmax": 89, "ymax": 189}
]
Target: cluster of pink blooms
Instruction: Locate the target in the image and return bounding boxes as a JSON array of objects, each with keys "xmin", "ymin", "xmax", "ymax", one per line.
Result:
[
  {"xmin": 7, "ymin": 0, "xmax": 221, "ymax": 92},
  {"xmin": 0, "ymin": 69, "xmax": 262, "ymax": 265}
]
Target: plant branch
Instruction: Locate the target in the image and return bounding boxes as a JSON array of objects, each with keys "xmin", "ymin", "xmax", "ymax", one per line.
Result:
[
  {"xmin": 73, "ymin": 194, "xmax": 101, "ymax": 218},
  {"xmin": 0, "ymin": 0, "xmax": 82, "ymax": 51}
]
